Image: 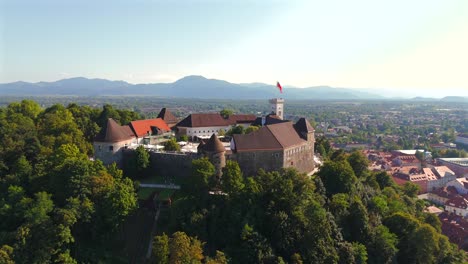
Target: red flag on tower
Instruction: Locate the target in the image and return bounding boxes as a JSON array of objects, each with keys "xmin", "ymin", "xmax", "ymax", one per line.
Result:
[{"xmin": 276, "ymin": 81, "xmax": 283, "ymax": 93}]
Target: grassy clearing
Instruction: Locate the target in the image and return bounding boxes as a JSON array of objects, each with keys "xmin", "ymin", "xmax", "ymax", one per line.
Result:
[
  {"xmin": 138, "ymin": 173, "xmax": 184, "ymax": 185},
  {"xmin": 139, "ymin": 174, "xmax": 167, "ymax": 185},
  {"xmin": 138, "ymin": 188, "xmax": 157, "ymax": 200},
  {"xmin": 155, "ymin": 189, "xmax": 175, "ymax": 201}
]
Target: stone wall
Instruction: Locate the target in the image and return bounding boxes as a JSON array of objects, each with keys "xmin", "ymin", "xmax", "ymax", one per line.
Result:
[
  {"xmin": 149, "ymin": 151, "xmax": 200, "ymax": 178},
  {"xmin": 231, "ymin": 150, "xmax": 284, "ymax": 177},
  {"xmin": 283, "ymin": 141, "xmax": 315, "ymax": 174}
]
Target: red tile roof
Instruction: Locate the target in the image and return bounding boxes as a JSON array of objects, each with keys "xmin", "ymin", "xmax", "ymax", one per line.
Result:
[
  {"xmin": 438, "ymin": 212, "xmax": 468, "ymax": 250},
  {"xmin": 446, "ymin": 197, "xmax": 468, "ymax": 209},
  {"xmin": 129, "ymin": 118, "xmax": 171, "ymax": 137}
]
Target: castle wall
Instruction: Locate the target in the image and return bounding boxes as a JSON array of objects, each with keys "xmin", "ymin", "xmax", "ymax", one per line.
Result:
[
  {"xmin": 149, "ymin": 151, "xmax": 200, "ymax": 178},
  {"xmin": 231, "ymin": 150, "xmax": 284, "ymax": 177},
  {"xmin": 283, "ymin": 141, "xmax": 315, "ymax": 174}
]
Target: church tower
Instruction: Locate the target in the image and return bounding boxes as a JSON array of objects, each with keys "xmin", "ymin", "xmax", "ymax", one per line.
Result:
[{"xmin": 269, "ymin": 98, "xmax": 284, "ymax": 120}]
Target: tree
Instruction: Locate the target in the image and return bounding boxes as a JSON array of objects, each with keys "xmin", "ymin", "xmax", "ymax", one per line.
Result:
[
  {"xmin": 206, "ymin": 251, "xmax": 227, "ymax": 264},
  {"xmin": 347, "ymin": 151, "xmax": 369, "ymax": 178},
  {"xmin": 188, "ymin": 158, "xmax": 215, "ymax": 193},
  {"xmin": 402, "ymin": 182, "xmax": 419, "ymax": 197},
  {"xmin": 367, "ymin": 225, "xmax": 398, "ymax": 264},
  {"xmin": 351, "ymin": 242, "xmax": 368, "ymax": 264},
  {"xmin": 0, "ymin": 245, "xmax": 14, "ymax": 264},
  {"xmin": 345, "ymin": 198, "xmax": 370, "ymax": 243},
  {"xmin": 290, "ymin": 253, "xmax": 303, "ymax": 264},
  {"xmin": 164, "ymin": 138, "xmax": 181, "ymax": 152},
  {"xmin": 227, "ymin": 125, "xmax": 245, "ymax": 135},
  {"xmin": 221, "ymin": 160, "xmax": 245, "ymax": 195},
  {"xmin": 375, "ymin": 171, "xmax": 393, "ymax": 190},
  {"xmin": 153, "ymin": 233, "xmax": 169, "ymax": 264},
  {"xmin": 37, "ymin": 104, "xmax": 91, "ymax": 154},
  {"xmin": 316, "ymin": 144, "xmax": 327, "ymax": 158},
  {"xmin": 218, "ymin": 129, "xmax": 226, "ymax": 137},
  {"xmin": 318, "ymin": 160, "xmax": 357, "ymax": 197},
  {"xmin": 329, "ymin": 193, "xmax": 350, "ymax": 223},
  {"xmin": 220, "ymin": 109, "xmax": 233, "ymax": 118},
  {"xmin": 135, "ymin": 145, "xmax": 150, "ymax": 171},
  {"xmin": 415, "ymin": 150, "xmax": 424, "ymax": 162},
  {"xmin": 245, "ymin": 125, "xmax": 260, "ymax": 134},
  {"xmin": 423, "ymin": 213, "xmax": 442, "ymax": 233},
  {"xmin": 169, "ymin": 232, "xmax": 204, "ymax": 264},
  {"xmin": 409, "ymin": 224, "xmax": 440, "ymax": 264},
  {"xmin": 178, "ymin": 135, "xmax": 189, "ymax": 142},
  {"xmin": 123, "ymin": 145, "xmax": 150, "ymax": 179},
  {"xmin": 383, "ymin": 212, "xmax": 420, "ymax": 263}
]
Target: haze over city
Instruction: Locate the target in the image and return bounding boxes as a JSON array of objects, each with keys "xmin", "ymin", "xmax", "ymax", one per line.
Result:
[{"xmin": 1, "ymin": 0, "xmax": 468, "ymax": 97}]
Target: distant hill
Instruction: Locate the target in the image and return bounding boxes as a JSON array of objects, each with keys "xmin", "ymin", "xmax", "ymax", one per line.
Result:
[
  {"xmin": 0, "ymin": 75, "xmax": 450, "ymax": 100},
  {"xmin": 440, "ymin": 96, "xmax": 468, "ymax": 103}
]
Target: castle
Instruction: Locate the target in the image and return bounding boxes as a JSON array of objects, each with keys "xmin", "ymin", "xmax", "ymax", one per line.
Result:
[{"xmin": 93, "ymin": 99, "xmax": 315, "ymax": 176}]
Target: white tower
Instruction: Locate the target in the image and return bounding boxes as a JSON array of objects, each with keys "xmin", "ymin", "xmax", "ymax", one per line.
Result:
[{"xmin": 269, "ymin": 98, "xmax": 284, "ymax": 120}]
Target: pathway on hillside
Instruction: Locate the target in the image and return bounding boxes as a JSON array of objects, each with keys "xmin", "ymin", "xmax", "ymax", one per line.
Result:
[{"xmin": 145, "ymin": 207, "xmax": 161, "ymax": 260}]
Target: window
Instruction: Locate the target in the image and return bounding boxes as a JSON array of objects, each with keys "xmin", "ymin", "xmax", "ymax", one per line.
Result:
[
  {"xmin": 275, "ymin": 153, "xmax": 279, "ymax": 158},
  {"xmin": 109, "ymin": 146, "xmax": 114, "ymax": 152},
  {"xmin": 98, "ymin": 145, "xmax": 102, "ymax": 152}
]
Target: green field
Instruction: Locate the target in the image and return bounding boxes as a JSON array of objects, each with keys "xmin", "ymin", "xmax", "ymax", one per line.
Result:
[
  {"xmin": 137, "ymin": 187, "xmax": 175, "ymax": 200},
  {"xmin": 138, "ymin": 188, "xmax": 157, "ymax": 200}
]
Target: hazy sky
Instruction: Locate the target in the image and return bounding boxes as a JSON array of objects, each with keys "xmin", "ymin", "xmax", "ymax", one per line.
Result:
[{"xmin": 1, "ymin": 0, "xmax": 467, "ymax": 97}]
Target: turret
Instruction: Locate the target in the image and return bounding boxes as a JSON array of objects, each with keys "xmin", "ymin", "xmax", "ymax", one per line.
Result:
[{"xmin": 199, "ymin": 133, "xmax": 226, "ymax": 179}]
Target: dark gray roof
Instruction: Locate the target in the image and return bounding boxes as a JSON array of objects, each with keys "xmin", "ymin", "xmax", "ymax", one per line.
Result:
[
  {"xmin": 176, "ymin": 113, "xmax": 256, "ymax": 128},
  {"xmin": 95, "ymin": 118, "xmax": 135, "ymax": 142},
  {"xmin": 294, "ymin": 118, "xmax": 314, "ymax": 133},
  {"xmin": 202, "ymin": 133, "xmax": 225, "ymax": 153},
  {"xmin": 157, "ymin": 108, "xmax": 178, "ymax": 124}
]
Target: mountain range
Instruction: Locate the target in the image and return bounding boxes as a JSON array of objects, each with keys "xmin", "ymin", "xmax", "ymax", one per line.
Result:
[{"xmin": 0, "ymin": 76, "xmax": 467, "ymax": 101}]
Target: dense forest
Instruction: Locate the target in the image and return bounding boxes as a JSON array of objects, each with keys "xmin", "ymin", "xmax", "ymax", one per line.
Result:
[
  {"xmin": 156, "ymin": 153, "xmax": 466, "ymax": 263},
  {"xmin": 0, "ymin": 100, "xmax": 141, "ymax": 263},
  {"xmin": 0, "ymin": 100, "xmax": 466, "ymax": 263}
]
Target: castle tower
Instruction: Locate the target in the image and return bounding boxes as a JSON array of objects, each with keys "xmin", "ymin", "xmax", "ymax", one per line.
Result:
[
  {"xmin": 93, "ymin": 118, "xmax": 136, "ymax": 166},
  {"xmin": 200, "ymin": 133, "xmax": 226, "ymax": 179},
  {"xmin": 269, "ymin": 98, "xmax": 285, "ymax": 120}
]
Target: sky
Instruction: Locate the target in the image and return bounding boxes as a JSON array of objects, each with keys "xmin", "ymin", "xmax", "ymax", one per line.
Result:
[{"xmin": 1, "ymin": 0, "xmax": 467, "ymax": 98}]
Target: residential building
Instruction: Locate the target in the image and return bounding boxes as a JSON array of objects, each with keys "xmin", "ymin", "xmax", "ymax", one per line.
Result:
[
  {"xmin": 129, "ymin": 118, "xmax": 172, "ymax": 144},
  {"xmin": 425, "ymin": 166, "xmax": 457, "ymax": 191},
  {"xmin": 455, "ymin": 134, "xmax": 468, "ymax": 146},
  {"xmin": 437, "ymin": 158, "xmax": 468, "ymax": 177},
  {"xmin": 175, "ymin": 113, "xmax": 256, "ymax": 140},
  {"xmin": 391, "ymin": 167, "xmax": 427, "ymax": 193},
  {"xmin": 445, "ymin": 196, "xmax": 468, "ymax": 217},
  {"xmin": 438, "ymin": 212, "xmax": 468, "ymax": 250},
  {"xmin": 427, "ymin": 186, "xmax": 460, "ymax": 206},
  {"xmin": 447, "ymin": 177, "xmax": 468, "ymax": 195}
]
